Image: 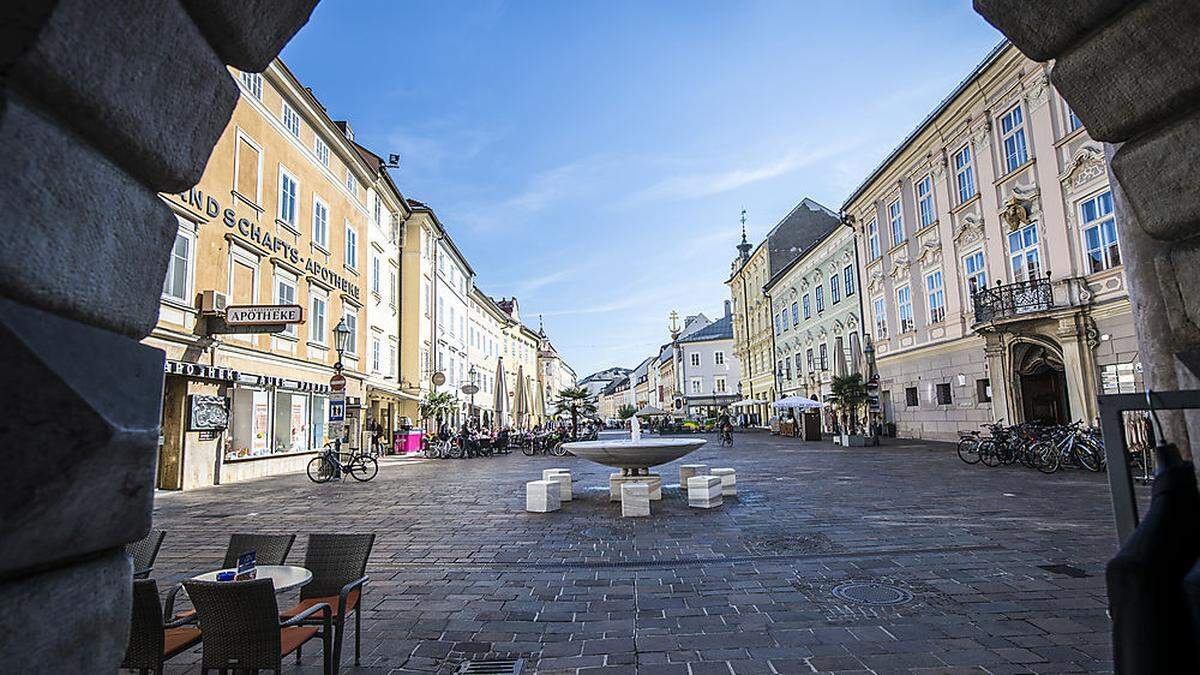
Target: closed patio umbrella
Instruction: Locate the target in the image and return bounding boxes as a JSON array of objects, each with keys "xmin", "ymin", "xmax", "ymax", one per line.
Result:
[
  {"xmin": 834, "ymin": 340, "xmax": 848, "ymax": 378},
  {"xmin": 850, "ymin": 332, "xmax": 864, "ymax": 375},
  {"xmin": 513, "ymin": 365, "xmax": 528, "ymax": 427},
  {"xmin": 493, "ymin": 358, "xmax": 509, "ymax": 427}
]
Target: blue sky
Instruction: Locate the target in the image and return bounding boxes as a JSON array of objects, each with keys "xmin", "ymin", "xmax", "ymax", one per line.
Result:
[{"xmin": 282, "ymin": 1, "xmax": 1003, "ymax": 378}]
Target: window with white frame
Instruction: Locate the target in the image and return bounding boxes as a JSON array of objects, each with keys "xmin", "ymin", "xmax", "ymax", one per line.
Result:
[
  {"xmin": 926, "ymin": 270, "xmax": 946, "ymax": 324},
  {"xmin": 1008, "ymin": 223, "xmax": 1041, "ymax": 281},
  {"xmin": 830, "ymin": 273, "xmax": 841, "ymax": 303},
  {"xmin": 162, "ymin": 228, "xmax": 192, "ymax": 303},
  {"xmin": 309, "ymin": 292, "xmax": 327, "ymax": 344},
  {"xmin": 873, "ymin": 297, "xmax": 888, "ymax": 339},
  {"xmin": 1066, "ymin": 105, "xmax": 1083, "ymax": 133},
  {"xmin": 373, "ymin": 193, "xmax": 382, "ymax": 225},
  {"xmin": 389, "ymin": 344, "xmax": 397, "ymax": 377},
  {"xmin": 690, "ymin": 353, "xmax": 700, "ymax": 367},
  {"xmin": 781, "ymin": 309, "xmax": 789, "ymax": 331},
  {"xmin": 790, "ymin": 301, "xmax": 799, "ymax": 326},
  {"xmin": 371, "ymin": 255, "xmax": 381, "ymax": 295},
  {"xmin": 1080, "ymin": 190, "xmax": 1120, "ymax": 273},
  {"xmin": 806, "ymin": 348, "xmax": 815, "ymax": 372},
  {"xmin": 774, "ymin": 313, "xmax": 782, "ymax": 335},
  {"xmin": 714, "ymin": 351, "xmax": 725, "ymax": 366},
  {"xmin": 345, "ymin": 223, "xmax": 358, "ymax": 271},
  {"xmin": 345, "ymin": 169, "xmax": 357, "ymax": 198},
  {"xmin": 714, "ymin": 376, "xmax": 727, "ymax": 393},
  {"xmin": 278, "ymin": 168, "xmax": 298, "ymax": 228},
  {"xmin": 690, "ymin": 377, "xmax": 703, "ymax": 394},
  {"xmin": 372, "ymin": 337, "xmax": 381, "ymax": 372},
  {"xmin": 916, "ymin": 175, "xmax": 935, "ymax": 228},
  {"xmin": 275, "ymin": 273, "xmax": 297, "ymax": 336},
  {"xmin": 963, "ymin": 249, "xmax": 987, "ymax": 297},
  {"xmin": 954, "ymin": 144, "xmax": 976, "ymax": 205},
  {"xmin": 897, "ymin": 286, "xmax": 914, "ymax": 333},
  {"xmin": 794, "ymin": 353, "xmax": 803, "ymax": 376},
  {"xmin": 314, "ymin": 136, "xmax": 329, "ymax": 167},
  {"xmin": 1000, "ymin": 105, "xmax": 1029, "ymax": 173},
  {"xmin": 843, "ymin": 264, "xmax": 855, "ymax": 296},
  {"xmin": 888, "ymin": 199, "xmax": 905, "ymax": 246},
  {"xmin": 240, "ymin": 71, "xmax": 263, "ymax": 99},
  {"xmin": 281, "ymin": 102, "xmax": 300, "ymax": 138},
  {"xmin": 802, "ymin": 294, "xmax": 811, "ymax": 319},
  {"xmin": 815, "ymin": 285, "xmax": 825, "ymax": 313},
  {"xmin": 311, "ymin": 196, "xmax": 328, "ymax": 248},
  {"xmin": 818, "ymin": 343, "xmax": 828, "ymax": 371},
  {"xmin": 343, "ymin": 309, "xmax": 357, "ymax": 355},
  {"xmin": 389, "ymin": 271, "xmax": 397, "ymax": 307},
  {"xmin": 867, "ymin": 217, "xmax": 881, "ymax": 260}
]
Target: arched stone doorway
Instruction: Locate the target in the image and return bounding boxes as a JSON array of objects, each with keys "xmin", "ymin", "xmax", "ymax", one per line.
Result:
[{"xmin": 1012, "ymin": 340, "xmax": 1070, "ymax": 425}]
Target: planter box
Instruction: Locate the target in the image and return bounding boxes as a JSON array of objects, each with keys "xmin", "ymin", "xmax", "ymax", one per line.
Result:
[{"xmin": 846, "ymin": 434, "xmax": 879, "ymax": 447}]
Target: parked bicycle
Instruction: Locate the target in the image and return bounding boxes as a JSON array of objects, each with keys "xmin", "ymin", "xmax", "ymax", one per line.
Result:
[
  {"xmin": 958, "ymin": 420, "xmax": 1104, "ymax": 474},
  {"xmin": 307, "ymin": 443, "xmax": 379, "ymax": 483}
]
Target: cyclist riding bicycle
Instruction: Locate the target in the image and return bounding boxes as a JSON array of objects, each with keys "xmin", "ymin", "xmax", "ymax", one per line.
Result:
[{"xmin": 717, "ymin": 409, "xmax": 733, "ymax": 445}]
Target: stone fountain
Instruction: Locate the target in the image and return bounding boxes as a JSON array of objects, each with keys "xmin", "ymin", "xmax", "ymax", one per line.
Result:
[{"xmin": 562, "ymin": 416, "xmax": 706, "ymax": 501}]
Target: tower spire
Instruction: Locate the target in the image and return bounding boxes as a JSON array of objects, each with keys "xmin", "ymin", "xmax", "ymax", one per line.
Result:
[{"xmin": 736, "ymin": 208, "xmax": 752, "ymax": 261}]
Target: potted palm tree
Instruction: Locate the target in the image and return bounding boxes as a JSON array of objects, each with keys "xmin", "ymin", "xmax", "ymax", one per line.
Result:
[
  {"xmin": 419, "ymin": 391, "xmax": 455, "ymax": 432},
  {"xmin": 552, "ymin": 386, "xmax": 597, "ymax": 441},
  {"xmin": 829, "ymin": 373, "xmax": 876, "ymax": 446}
]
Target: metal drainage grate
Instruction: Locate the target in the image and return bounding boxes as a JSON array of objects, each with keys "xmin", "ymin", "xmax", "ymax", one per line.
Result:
[
  {"xmin": 831, "ymin": 581, "xmax": 914, "ymax": 606},
  {"xmin": 1039, "ymin": 564, "xmax": 1090, "ymax": 578},
  {"xmin": 458, "ymin": 658, "xmax": 524, "ymax": 674}
]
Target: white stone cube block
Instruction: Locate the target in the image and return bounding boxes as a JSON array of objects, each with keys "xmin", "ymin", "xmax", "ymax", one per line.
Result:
[
  {"xmin": 620, "ymin": 483, "xmax": 651, "ymax": 517},
  {"xmin": 680, "ymin": 464, "xmax": 708, "ymax": 489},
  {"xmin": 526, "ymin": 479, "xmax": 561, "ymax": 513},
  {"xmin": 609, "ymin": 473, "xmax": 662, "ymax": 501},
  {"xmin": 687, "ymin": 475, "xmax": 723, "ymax": 508},
  {"xmin": 710, "ymin": 468, "xmax": 737, "ymax": 496},
  {"xmin": 542, "ymin": 469, "xmax": 572, "ymax": 501}
]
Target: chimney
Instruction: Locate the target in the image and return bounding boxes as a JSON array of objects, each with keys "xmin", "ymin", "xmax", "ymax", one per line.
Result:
[{"xmin": 724, "ymin": 300, "xmax": 732, "ymax": 317}]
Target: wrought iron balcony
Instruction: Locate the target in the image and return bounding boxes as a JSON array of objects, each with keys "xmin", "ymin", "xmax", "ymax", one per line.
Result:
[{"xmin": 972, "ymin": 275, "xmax": 1055, "ymax": 325}]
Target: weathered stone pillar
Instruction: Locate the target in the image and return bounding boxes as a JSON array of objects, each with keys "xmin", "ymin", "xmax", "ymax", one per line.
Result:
[
  {"xmin": 0, "ymin": 1, "xmax": 318, "ymax": 671},
  {"xmin": 1057, "ymin": 316, "xmax": 1096, "ymax": 424},
  {"xmin": 983, "ymin": 333, "xmax": 1013, "ymax": 424},
  {"xmin": 975, "ymin": 0, "xmax": 1200, "ymax": 469}
]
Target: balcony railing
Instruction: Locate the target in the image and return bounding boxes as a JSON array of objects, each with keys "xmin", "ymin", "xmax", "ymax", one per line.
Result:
[{"xmin": 972, "ymin": 275, "xmax": 1055, "ymax": 324}]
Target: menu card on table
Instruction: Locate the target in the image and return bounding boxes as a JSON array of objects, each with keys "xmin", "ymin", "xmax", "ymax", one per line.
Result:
[{"xmin": 233, "ymin": 550, "xmax": 257, "ymax": 580}]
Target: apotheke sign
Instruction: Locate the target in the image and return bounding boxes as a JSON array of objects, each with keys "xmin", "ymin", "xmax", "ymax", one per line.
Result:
[{"xmin": 226, "ymin": 304, "xmax": 303, "ymax": 326}]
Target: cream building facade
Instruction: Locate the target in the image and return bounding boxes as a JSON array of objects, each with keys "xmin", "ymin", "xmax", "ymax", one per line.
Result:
[
  {"xmin": 727, "ymin": 200, "xmax": 843, "ymax": 425},
  {"xmin": 151, "ymin": 61, "xmax": 374, "ymax": 489},
  {"xmin": 843, "ymin": 42, "xmax": 1137, "ymax": 441},
  {"xmin": 764, "ymin": 224, "xmax": 863, "ymax": 429},
  {"xmin": 468, "ymin": 287, "xmax": 514, "ymax": 426}
]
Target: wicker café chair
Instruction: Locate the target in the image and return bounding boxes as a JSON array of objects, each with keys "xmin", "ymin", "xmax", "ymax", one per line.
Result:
[
  {"xmin": 122, "ymin": 579, "xmax": 202, "ymax": 674},
  {"xmin": 223, "ymin": 533, "xmax": 297, "ymax": 568},
  {"xmin": 280, "ymin": 533, "xmax": 375, "ymax": 673},
  {"xmin": 126, "ymin": 529, "xmax": 166, "ymax": 579},
  {"xmin": 183, "ymin": 578, "xmax": 332, "ymax": 675}
]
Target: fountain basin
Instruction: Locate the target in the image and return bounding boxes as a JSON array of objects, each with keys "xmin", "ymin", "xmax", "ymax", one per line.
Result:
[{"xmin": 562, "ymin": 438, "xmax": 707, "ymax": 470}]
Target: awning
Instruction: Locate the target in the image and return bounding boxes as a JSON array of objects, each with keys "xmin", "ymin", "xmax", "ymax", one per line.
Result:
[
  {"xmin": 772, "ymin": 395, "xmax": 825, "ymax": 410},
  {"xmin": 635, "ymin": 405, "xmax": 669, "ymax": 417},
  {"xmin": 729, "ymin": 398, "xmax": 767, "ymax": 409}
]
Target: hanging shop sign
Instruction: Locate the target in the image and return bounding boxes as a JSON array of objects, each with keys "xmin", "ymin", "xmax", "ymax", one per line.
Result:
[
  {"xmin": 173, "ymin": 188, "xmax": 361, "ymax": 301},
  {"xmin": 225, "ymin": 304, "xmax": 303, "ymax": 326},
  {"xmin": 188, "ymin": 394, "xmax": 229, "ymax": 431},
  {"xmin": 165, "ymin": 360, "xmax": 239, "ymax": 382}
]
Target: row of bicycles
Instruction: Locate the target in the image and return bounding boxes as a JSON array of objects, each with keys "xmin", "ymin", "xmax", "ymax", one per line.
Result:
[
  {"xmin": 421, "ymin": 433, "xmax": 514, "ymax": 459},
  {"xmin": 957, "ymin": 420, "xmax": 1106, "ymax": 474}
]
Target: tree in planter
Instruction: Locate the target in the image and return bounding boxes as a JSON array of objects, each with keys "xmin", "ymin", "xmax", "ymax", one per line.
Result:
[
  {"xmin": 552, "ymin": 386, "xmax": 597, "ymax": 440},
  {"xmin": 829, "ymin": 373, "xmax": 869, "ymax": 435},
  {"xmin": 617, "ymin": 403, "xmax": 636, "ymax": 420},
  {"xmin": 419, "ymin": 391, "xmax": 456, "ymax": 432}
]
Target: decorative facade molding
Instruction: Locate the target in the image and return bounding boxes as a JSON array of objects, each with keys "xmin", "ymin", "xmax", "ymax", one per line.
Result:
[{"xmin": 1060, "ymin": 144, "xmax": 1106, "ymax": 195}]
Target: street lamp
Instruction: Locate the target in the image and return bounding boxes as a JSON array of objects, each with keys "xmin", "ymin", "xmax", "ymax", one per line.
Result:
[
  {"xmin": 465, "ymin": 365, "xmax": 479, "ymax": 425},
  {"xmin": 332, "ymin": 317, "xmax": 351, "ymax": 373}
]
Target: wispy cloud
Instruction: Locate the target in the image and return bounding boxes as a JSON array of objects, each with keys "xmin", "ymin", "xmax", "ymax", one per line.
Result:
[
  {"xmin": 514, "ymin": 269, "xmax": 575, "ymax": 294},
  {"xmin": 627, "ymin": 142, "xmax": 849, "ymax": 205}
]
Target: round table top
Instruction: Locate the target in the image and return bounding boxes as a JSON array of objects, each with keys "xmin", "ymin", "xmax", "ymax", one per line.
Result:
[{"xmin": 191, "ymin": 565, "xmax": 312, "ymax": 593}]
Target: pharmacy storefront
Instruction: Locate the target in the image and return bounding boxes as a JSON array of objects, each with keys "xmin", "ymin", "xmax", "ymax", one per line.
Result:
[{"xmin": 157, "ymin": 358, "xmax": 362, "ymax": 490}]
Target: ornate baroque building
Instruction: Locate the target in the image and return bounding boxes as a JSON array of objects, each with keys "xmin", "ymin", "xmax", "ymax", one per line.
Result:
[{"xmin": 843, "ymin": 41, "xmax": 1138, "ymax": 441}]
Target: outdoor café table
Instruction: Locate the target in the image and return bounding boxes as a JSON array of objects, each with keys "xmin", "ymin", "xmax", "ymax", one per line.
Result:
[{"xmin": 190, "ymin": 564, "xmax": 312, "ymax": 593}]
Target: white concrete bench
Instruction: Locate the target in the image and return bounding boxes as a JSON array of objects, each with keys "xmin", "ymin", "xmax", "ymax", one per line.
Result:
[
  {"xmin": 525, "ymin": 479, "xmax": 561, "ymax": 513},
  {"xmin": 542, "ymin": 469, "xmax": 572, "ymax": 501},
  {"xmin": 687, "ymin": 475, "xmax": 723, "ymax": 509},
  {"xmin": 620, "ymin": 483, "xmax": 651, "ymax": 517},
  {"xmin": 679, "ymin": 464, "xmax": 707, "ymax": 489},
  {"xmin": 710, "ymin": 468, "xmax": 737, "ymax": 497}
]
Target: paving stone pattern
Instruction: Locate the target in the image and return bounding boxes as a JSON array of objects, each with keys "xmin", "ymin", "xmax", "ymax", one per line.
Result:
[{"xmin": 145, "ymin": 432, "xmax": 1129, "ymax": 674}]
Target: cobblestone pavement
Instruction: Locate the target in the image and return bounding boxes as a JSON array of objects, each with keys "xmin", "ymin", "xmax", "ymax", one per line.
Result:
[{"xmin": 146, "ymin": 432, "xmax": 1127, "ymax": 674}]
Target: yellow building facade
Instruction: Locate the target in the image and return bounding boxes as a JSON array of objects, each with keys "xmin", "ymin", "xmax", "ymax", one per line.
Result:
[{"xmin": 149, "ymin": 62, "xmax": 377, "ymax": 489}]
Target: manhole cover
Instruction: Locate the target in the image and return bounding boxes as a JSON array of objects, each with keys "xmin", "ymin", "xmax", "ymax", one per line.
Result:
[{"xmin": 831, "ymin": 581, "xmax": 913, "ymax": 605}]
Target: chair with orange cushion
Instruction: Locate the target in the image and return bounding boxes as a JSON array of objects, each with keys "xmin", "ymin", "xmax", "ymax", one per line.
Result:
[
  {"xmin": 280, "ymin": 533, "xmax": 374, "ymax": 673},
  {"xmin": 122, "ymin": 579, "xmax": 202, "ymax": 674},
  {"xmin": 184, "ymin": 578, "xmax": 332, "ymax": 675}
]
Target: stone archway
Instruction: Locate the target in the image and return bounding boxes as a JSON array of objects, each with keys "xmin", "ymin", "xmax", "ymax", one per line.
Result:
[{"xmin": 1011, "ymin": 338, "xmax": 1070, "ymax": 425}]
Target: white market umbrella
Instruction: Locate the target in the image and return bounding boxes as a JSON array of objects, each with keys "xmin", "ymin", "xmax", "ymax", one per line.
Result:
[
  {"xmin": 772, "ymin": 395, "xmax": 824, "ymax": 410},
  {"xmin": 513, "ymin": 365, "xmax": 528, "ymax": 426},
  {"xmin": 635, "ymin": 405, "xmax": 669, "ymax": 417},
  {"xmin": 850, "ymin": 332, "xmax": 864, "ymax": 375},
  {"xmin": 493, "ymin": 358, "xmax": 509, "ymax": 426}
]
